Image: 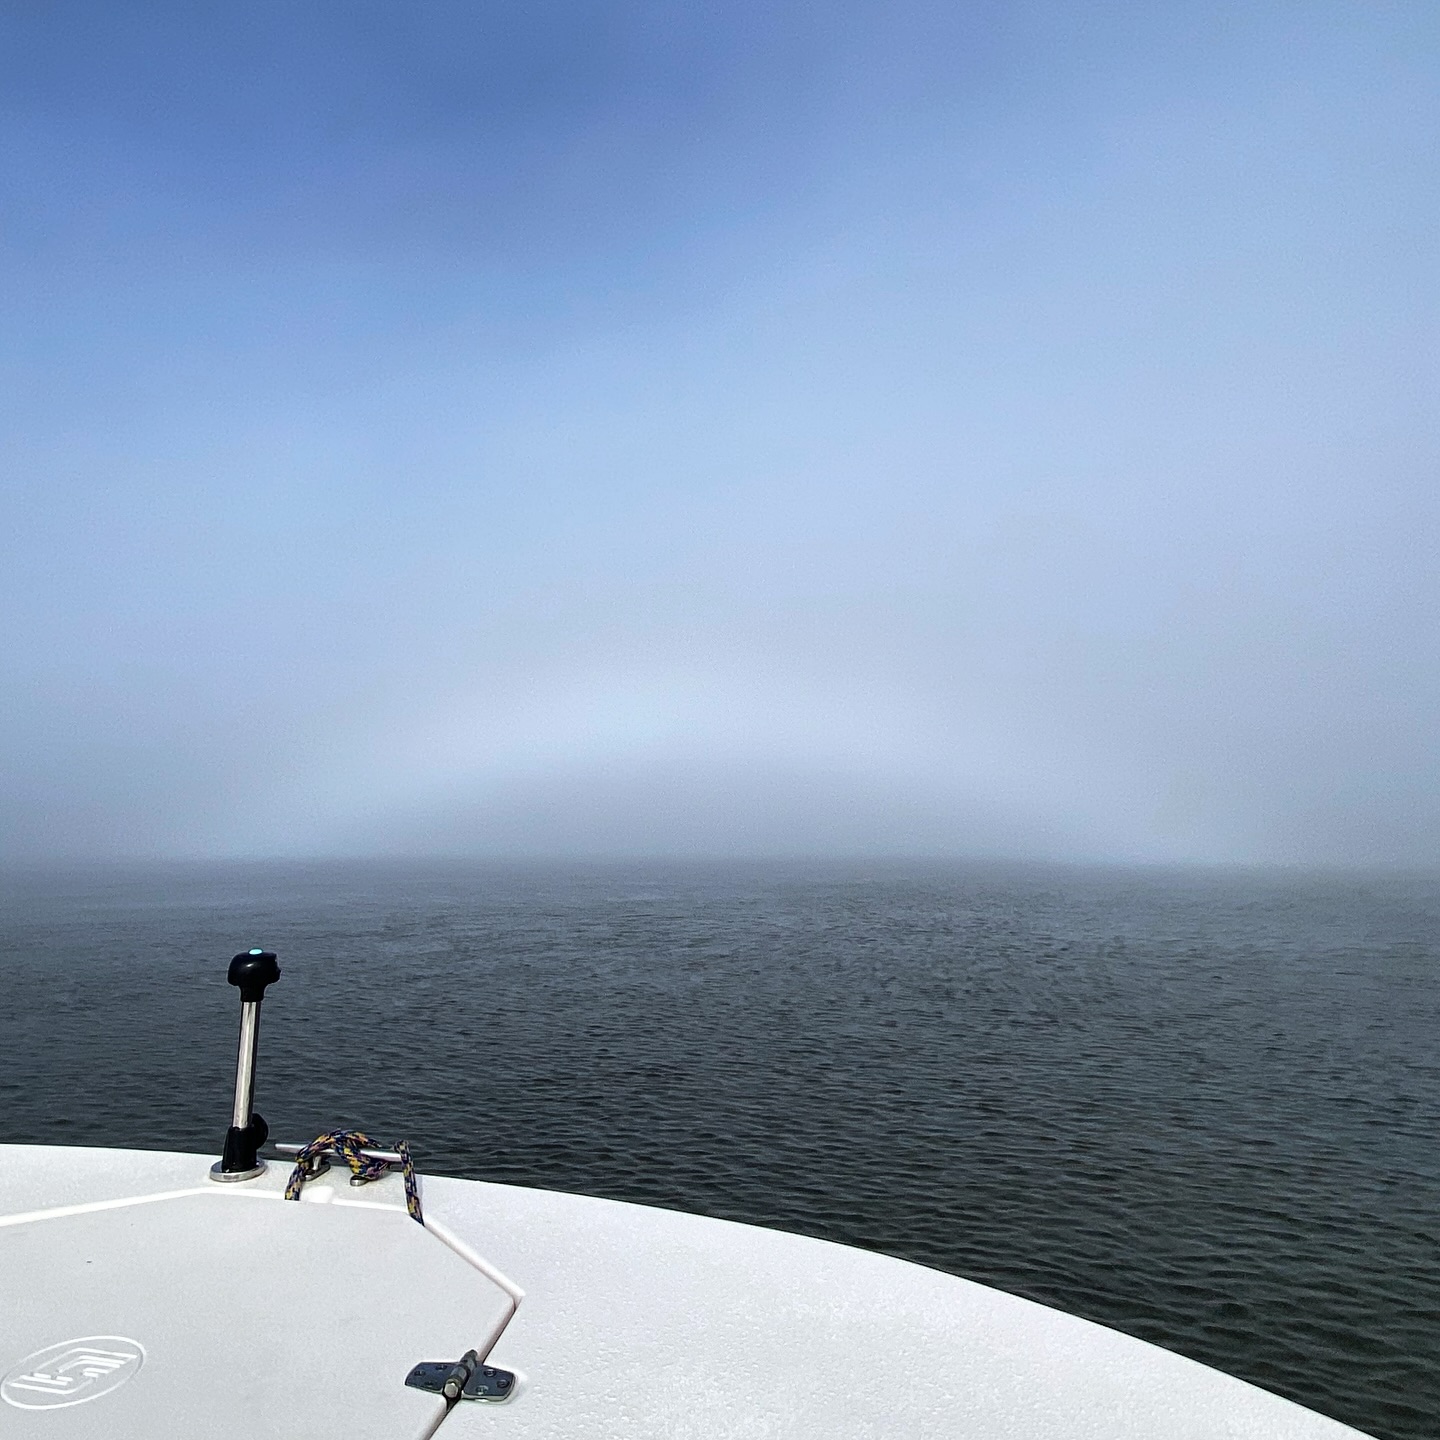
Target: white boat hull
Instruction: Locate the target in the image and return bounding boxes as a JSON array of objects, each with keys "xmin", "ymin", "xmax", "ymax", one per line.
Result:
[{"xmin": 0, "ymin": 1145, "xmax": 1372, "ymax": 1438}]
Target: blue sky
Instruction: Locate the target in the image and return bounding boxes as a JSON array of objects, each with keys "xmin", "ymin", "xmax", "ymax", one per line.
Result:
[{"xmin": 3, "ymin": 1, "xmax": 1437, "ymax": 862}]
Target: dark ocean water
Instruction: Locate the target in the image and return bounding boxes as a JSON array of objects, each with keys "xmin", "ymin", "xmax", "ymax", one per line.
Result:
[{"xmin": 1, "ymin": 860, "xmax": 1436, "ymax": 1438}]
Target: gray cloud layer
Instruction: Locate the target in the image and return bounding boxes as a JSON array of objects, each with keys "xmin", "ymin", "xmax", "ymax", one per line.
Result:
[{"xmin": 3, "ymin": 2, "xmax": 1437, "ymax": 864}]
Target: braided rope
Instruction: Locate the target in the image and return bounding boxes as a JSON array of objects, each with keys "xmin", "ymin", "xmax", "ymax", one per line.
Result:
[{"xmin": 283, "ymin": 1129, "xmax": 424, "ymax": 1224}]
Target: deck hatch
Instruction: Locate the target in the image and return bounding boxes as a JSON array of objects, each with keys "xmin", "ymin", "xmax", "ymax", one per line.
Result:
[{"xmin": 0, "ymin": 1188, "xmax": 514, "ymax": 1439}]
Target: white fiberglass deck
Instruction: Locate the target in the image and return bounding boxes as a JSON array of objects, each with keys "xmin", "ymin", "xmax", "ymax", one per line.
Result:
[{"xmin": 0, "ymin": 1145, "xmax": 1371, "ymax": 1439}]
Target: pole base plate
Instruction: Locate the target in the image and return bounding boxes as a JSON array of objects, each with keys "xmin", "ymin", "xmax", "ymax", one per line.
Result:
[{"xmin": 209, "ymin": 1159, "xmax": 266, "ymax": 1183}]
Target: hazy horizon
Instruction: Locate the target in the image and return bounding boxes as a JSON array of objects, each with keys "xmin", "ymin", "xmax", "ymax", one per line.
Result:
[
  {"xmin": 4, "ymin": 2, "xmax": 1438, "ymax": 868},
  {"xmin": 5, "ymin": 851, "xmax": 1439, "ymax": 883}
]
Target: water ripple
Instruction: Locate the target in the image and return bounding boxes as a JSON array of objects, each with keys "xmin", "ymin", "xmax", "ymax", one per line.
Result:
[{"xmin": 1, "ymin": 859, "xmax": 1436, "ymax": 1438}]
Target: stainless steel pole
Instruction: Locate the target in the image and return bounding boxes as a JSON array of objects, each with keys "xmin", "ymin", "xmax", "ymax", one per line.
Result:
[
  {"xmin": 231, "ymin": 1001, "xmax": 261, "ymax": 1130},
  {"xmin": 211, "ymin": 948, "xmax": 281, "ymax": 1182}
]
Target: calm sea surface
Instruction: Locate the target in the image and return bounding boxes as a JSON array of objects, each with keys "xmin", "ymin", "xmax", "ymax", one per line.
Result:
[{"xmin": 1, "ymin": 860, "xmax": 1436, "ymax": 1438}]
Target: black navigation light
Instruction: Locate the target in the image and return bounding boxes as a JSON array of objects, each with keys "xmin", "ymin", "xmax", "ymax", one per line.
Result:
[{"xmin": 210, "ymin": 948, "xmax": 281, "ymax": 1182}]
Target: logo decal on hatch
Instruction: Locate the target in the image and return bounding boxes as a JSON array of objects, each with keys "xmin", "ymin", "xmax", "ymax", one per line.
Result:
[{"xmin": 2, "ymin": 1337, "xmax": 145, "ymax": 1409}]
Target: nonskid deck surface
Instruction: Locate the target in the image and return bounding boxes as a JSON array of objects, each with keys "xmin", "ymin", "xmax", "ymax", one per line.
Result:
[{"xmin": 0, "ymin": 1145, "xmax": 1371, "ymax": 1439}]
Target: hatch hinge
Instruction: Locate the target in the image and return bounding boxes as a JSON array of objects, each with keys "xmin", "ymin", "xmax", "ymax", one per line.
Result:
[{"xmin": 405, "ymin": 1350, "xmax": 515, "ymax": 1404}]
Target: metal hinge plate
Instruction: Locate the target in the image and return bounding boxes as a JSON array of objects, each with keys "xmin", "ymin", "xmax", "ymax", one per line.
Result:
[{"xmin": 405, "ymin": 1352, "xmax": 516, "ymax": 1403}]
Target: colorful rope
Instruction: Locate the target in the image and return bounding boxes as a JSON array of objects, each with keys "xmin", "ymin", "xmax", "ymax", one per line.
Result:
[{"xmin": 283, "ymin": 1129, "xmax": 424, "ymax": 1224}]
